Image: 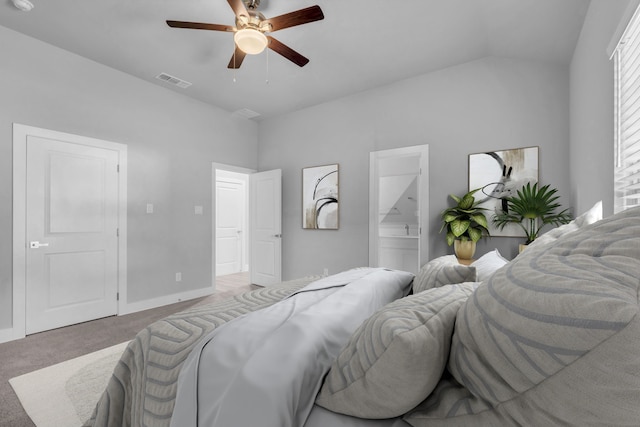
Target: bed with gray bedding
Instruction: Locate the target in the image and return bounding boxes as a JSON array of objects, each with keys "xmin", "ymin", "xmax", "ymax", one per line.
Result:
[{"xmin": 86, "ymin": 206, "xmax": 640, "ymax": 427}]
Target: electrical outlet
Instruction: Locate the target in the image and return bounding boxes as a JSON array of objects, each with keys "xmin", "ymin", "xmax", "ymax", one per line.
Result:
[
  {"xmin": 323, "ymin": 267, "xmax": 329, "ymax": 277},
  {"xmin": 175, "ymin": 272, "xmax": 182, "ymax": 282},
  {"xmin": 146, "ymin": 203, "xmax": 154, "ymax": 214}
]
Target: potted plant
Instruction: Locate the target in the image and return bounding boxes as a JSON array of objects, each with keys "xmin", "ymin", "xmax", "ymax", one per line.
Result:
[
  {"xmin": 492, "ymin": 182, "xmax": 571, "ymax": 249},
  {"xmin": 440, "ymin": 188, "xmax": 490, "ymax": 260}
]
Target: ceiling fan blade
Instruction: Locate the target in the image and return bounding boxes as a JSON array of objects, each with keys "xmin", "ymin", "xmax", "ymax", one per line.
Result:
[
  {"xmin": 227, "ymin": 0, "xmax": 249, "ymax": 18},
  {"xmin": 264, "ymin": 5, "xmax": 324, "ymax": 32},
  {"xmin": 166, "ymin": 20, "xmax": 234, "ymax": 32},
  {"xmin": 267, "ymin": 36, "xmax": 309, "ymax": 67},
  {"xmin": 227, "ymin": 46, "xmax": 247, "ymax": 69}
]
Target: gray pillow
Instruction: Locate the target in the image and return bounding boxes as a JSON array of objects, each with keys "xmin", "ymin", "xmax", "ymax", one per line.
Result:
[
  {"xmin": 405, "ymin": 205, "xmax": 640, "ymax": 426},
  {"xmin": 413, "ymin": 255, "xmax": 476, "ymax": 294},
  {"xmin": 316, "ymin": 283, "xmax": 476, "ymax": 419}
]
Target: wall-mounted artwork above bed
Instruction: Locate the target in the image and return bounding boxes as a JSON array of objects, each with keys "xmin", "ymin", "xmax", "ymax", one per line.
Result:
[
  {"xmin": 302, "ymin": 164, "xmax": 339, "ymax": 229},
  {"xmin": 468, "ymin": 146, "xmax": 539, "ymax": 237}
]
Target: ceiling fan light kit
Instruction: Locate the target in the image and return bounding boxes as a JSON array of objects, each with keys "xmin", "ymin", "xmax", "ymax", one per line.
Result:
[
  {"xmin": 167, "ymin": 0, "xmax": 324, "ymax": 69},
  {"xmin": 234, "ymin": 28, "xmax": 268, "ymax": 55}
]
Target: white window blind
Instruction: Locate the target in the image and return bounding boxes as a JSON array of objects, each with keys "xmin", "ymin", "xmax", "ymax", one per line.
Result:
[{"xmin": 614, "ymin": 4, "xmax": 640, "ymax": 213}]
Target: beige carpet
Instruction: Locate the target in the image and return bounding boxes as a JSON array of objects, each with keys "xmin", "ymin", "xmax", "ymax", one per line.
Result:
[{"xmin": 9, "ymin": 341, "xmax": 129, "ymax": 427}]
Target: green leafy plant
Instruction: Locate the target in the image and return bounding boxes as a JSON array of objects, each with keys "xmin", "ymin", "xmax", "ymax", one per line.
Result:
[
  {"xmin": 440, "ymin": 188, "xmax": 490, "ymax": 246},
  {"xmin": 492, "ymin": 182, "xmax": 572, "ymax": 244}
]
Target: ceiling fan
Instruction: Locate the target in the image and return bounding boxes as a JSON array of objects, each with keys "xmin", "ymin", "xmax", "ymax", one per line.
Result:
[{"xmin": 167, "ymin": 0, "xmax": 324, "ymax": 69}]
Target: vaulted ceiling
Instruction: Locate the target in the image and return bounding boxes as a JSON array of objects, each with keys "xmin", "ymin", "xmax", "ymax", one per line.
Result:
[{"xmin": 0, "ymin": 0, "xmax": 590, "ymax": 120}]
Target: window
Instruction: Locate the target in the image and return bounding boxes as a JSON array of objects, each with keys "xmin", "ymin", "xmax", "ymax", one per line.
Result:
[{"xmin": 613, "ymin": 3, "xmax": 640, "ymax": 213}]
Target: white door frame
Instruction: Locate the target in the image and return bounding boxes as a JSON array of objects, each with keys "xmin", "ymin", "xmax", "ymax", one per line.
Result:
[
  {"xmin": 369, "ymin": 145, "xmax": 429, "ymax": 273},
  {"xmin": 211, "ymin": 163, "xmax": 255, "ymax": 285},
  {"xmin": 11, "ymin": 123, "xmax": 127, "ymax": 341}
]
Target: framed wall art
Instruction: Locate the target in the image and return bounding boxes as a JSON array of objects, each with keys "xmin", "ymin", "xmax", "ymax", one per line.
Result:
[
  {"xmin": 302, "ymin": 164, "xmax": 339, "ymax": 229},
  {"xmin": 468, "ymin": 146, "xmax": 539, "ymax": 237}
]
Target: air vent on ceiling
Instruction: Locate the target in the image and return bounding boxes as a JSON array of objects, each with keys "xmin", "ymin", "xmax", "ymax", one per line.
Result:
[
  {"xmin": 155, "ymin": 72, "xmax": 192, "ymax": 89},
  {"xmin": 12, "ymin": 0, "xmax": 34, "ymax": 11},
  {"xmin": 233, "ymin": 108, "xmax": 261, "ymax": 119}
]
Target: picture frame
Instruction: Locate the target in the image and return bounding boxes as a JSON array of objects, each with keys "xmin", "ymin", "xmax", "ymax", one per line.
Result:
[
  {"xmin": 302, "ymin": 164, "xmax": 339, "ymax": 229},
  {"xmin": 468, "ymin": 146, "xmax": 539, "ymax": 237}
]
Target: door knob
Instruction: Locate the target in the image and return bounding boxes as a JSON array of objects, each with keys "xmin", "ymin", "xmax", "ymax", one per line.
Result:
[
  {"xmin": 274, "ymin": 234, "xmax": 282, "ymax": 238},
  {"xmin": 29, "ymin": 241, "xmax": 49, "ymax": 249}
]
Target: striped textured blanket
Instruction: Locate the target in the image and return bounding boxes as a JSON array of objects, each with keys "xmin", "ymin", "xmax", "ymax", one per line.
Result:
[
  {"xmin": 405, "ymin": 206, "xmax": 640, "ymax": 426},
  {"xmin": 84, "ymin": 276, "xmax": 318, "ymax": 427}
]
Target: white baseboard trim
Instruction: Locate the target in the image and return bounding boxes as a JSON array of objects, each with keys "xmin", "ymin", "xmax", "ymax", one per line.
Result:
[
  {"xmin": 0, "ymin": 287, "xmax": 215, "ymax": 344},
  {"xmin": 0, "ymin": 326, "xmax": 23, "ymax": 344},
  {"xmin": 120, "ymin": 286, "xmax": 215, "ymax": 316}
]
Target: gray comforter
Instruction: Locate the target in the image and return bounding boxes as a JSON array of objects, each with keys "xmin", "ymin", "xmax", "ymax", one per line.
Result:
[
  {"xmin": 170, "ymin": 268, "xmax": 414, "ymax": 427},
  {"xmin": 84, "ymin": 276, "xmax": 319, "ymax": 427}
]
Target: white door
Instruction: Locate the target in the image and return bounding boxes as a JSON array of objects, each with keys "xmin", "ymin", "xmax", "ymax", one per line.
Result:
[
  {"xmin": 216, "ymin": 178, "xmax": 245, "ymax": 276},
  {"xmin": 25, "ymin": 136, "xmax": 119, "ymax": 334},
  {"xmin": 250, "ymin": 169, "xmax": 282, "ymax": 286}
]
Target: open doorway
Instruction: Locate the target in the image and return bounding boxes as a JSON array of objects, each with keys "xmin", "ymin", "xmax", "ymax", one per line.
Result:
[
  {"xmin": 214, "ymin": 165, "xmax": 252, "ymax": 289},
  {"xmin": 212, "ymin": 163, "xmax": 283, "ymax": 289}
]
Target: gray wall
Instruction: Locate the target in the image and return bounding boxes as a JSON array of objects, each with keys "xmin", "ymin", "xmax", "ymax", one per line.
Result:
[
  {"xmin": 258, "ymin": 56, "xmax": 571, "ymax": 280},
  {"xmin": 0, "ymin": 26, "xmax": 258, "ymax": 330},
  {"xmin": 570, "ymin": 0, "xmax": 634, "ymax": 217}
]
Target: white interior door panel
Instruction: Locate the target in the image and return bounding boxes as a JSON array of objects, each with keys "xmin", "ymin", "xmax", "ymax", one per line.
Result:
[{"xmin": 25, "ymin": 136, "xmax": 119, "ymax": 334}]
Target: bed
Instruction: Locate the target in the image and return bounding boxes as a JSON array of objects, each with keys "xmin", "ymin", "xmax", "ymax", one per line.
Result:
[{"xmin": 85, "ymin": 204, "xmax": 640, "ymax": 427}]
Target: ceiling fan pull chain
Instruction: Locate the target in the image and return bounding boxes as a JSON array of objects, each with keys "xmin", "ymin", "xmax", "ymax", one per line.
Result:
[
  {"xmin": 265, "ymin": 47, "xmax": 269, "ymax": 84},
  {"xmin": 233, "ymin": 39, "xmax": 237, "ymax": 83}
]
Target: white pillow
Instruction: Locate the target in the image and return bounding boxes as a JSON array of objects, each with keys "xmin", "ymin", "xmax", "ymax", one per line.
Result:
[
  {"xmin": 574, "ymin": 200, "xmax": 603, "ymax": 226},
  {"xmin": 471, "ymin": 249, "xmax": 509, "ymax": 282},
  {"xmin": 527, "ymin": 201, "xmax": 603, "ymax": 250}
]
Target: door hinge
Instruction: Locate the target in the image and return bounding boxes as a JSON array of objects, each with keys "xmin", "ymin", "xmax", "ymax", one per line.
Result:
[
  {"xmin": 117, "ymin": 164, "xmax": 120, "ymax": 173},
  {"xmin": 117, "ymin": 292, "xmax": 120, "ymax": 301},
  {"xmin": 116, "ymin": 228, "xmax": 119, "ymax": 237}
]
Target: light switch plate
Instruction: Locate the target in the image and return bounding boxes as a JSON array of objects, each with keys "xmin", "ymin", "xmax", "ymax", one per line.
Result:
[
  {"xmin": 194, "ymin": 205, "xmax": 203, "ymax": 215},
  {"xmin": 146, "ymin": 203, "xmax": 154, "ymax": 214}
]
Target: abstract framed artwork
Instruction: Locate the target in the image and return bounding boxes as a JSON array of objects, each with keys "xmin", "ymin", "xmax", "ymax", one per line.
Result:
[
  {"xmin": 468, "ymin": 146, "xmax": 539, "ymax": 237},
  {"xmin": 302, "ymin": 164, "xmax": 339, "ymax": 229}
]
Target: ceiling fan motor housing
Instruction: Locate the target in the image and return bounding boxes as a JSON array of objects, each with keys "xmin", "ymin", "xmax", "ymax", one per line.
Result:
[{"xmin": 236, "ymin": 10, "xmax": 272, "ymax": 33}]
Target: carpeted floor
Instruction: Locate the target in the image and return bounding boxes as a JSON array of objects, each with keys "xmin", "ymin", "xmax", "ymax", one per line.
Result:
[{"xmin": 0, "ymin": 273, "xmax": 255, "ymax": 427}]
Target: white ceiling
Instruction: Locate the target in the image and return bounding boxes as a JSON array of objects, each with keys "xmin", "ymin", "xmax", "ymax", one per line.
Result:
[{"xmin": 0, "ymin": 0, "xmax": 590, "ymax": 120}]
